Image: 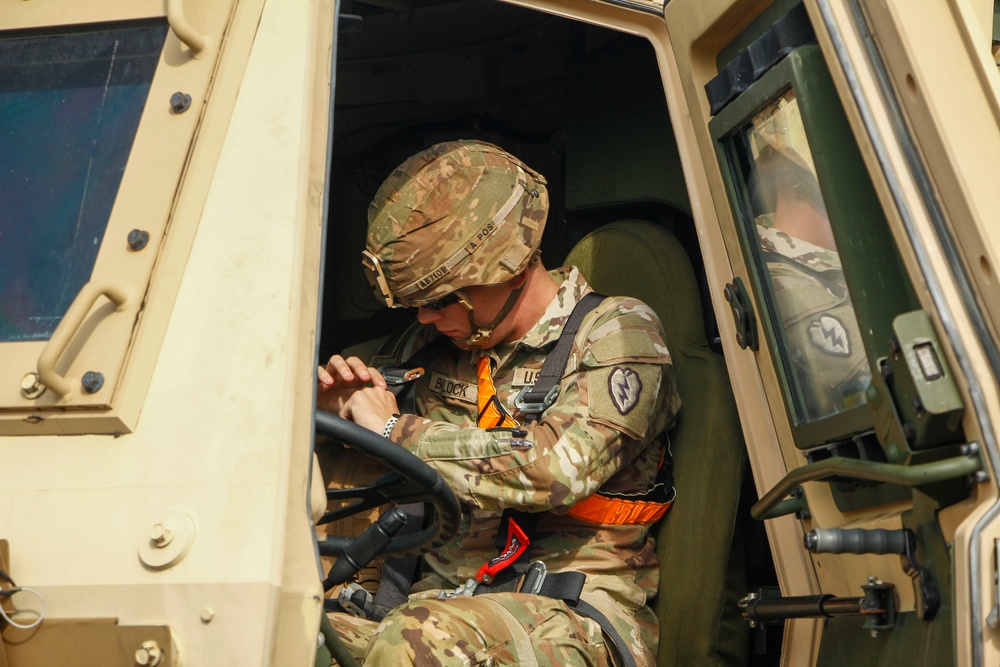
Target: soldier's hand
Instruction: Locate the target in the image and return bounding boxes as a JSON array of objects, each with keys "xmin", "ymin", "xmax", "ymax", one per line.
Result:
[
  {"xmin": 340, "ymin": 387, "xmax": 401, "ymax": 435},
  {"xmin": 317, "ymin": 355, "xmax": 387, "ymax": 414}
]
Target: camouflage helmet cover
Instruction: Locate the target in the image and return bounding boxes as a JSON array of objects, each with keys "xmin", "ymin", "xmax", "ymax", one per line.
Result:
[{"xmin": 364, "ymin": 140, "xmax": 548, "ymax": 307}]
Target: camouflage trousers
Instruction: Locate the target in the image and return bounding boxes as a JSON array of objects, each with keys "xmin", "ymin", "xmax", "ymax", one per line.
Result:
[{"xmin": 327, "ymin": 591, "xmax": 617, "ymax": 666}]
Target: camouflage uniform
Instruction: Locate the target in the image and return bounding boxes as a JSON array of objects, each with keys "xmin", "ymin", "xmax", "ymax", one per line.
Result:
[
  {"xmin": 327, "ymin": 266, "xmax": 679, "ymax": 666},
  {"xmin": 757, "ymin": 224, "xmax": 870, "ymax": 420}
]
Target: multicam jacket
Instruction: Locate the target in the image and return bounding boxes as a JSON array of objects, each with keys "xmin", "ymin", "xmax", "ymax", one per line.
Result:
[
  {"xmin": 376, "ymin": 266, "xmax": 679, "ymax": 666},
  {"xmin": 757, "ymin": 224, "xmax": 871, "ymax": 420}
]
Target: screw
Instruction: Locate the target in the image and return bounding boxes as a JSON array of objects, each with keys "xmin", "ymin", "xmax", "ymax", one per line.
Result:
[
  {"xmin": 735, "ymin": 332, "xmax": 744, "ymax": 348},
  {"xmin": 724, "ymin": 285, "xmax": 733, "ymax": 303},
  {"xmin": 20, "ymin": 373, "xmax": 46, "ymax": 399},
  {"xmin": 913, "ymin": 397, "xmax": 925, "ymax": 417},
  {"xmin": 170, "ymin": 92, "xmax": 192, "ymax": 114},
  {"xmin": 135, "ymin": 640, "xmax": 163, "ymax": 666},
  {"xmin": 796, "ymin": 509, "xmax": 811, "ymax": 521},
  {"xmin": 961, "ymin": 443, "xmax": 980, "ymax": 456},
  {"xmin": 150, "ymin": 523, "xmax": 174, "ymax": 548},
  {"xmin": 973, "ymin": 470, "xmax": 990, "ymax": 484},
  {"xmin": 128, "ymin": 229, "xmax": 150, "ymax": 251},
  {"xmin": 888, "ymin": 336, "xmax": 901, "ymax": 358},
  {"xmin": 81, "ymin": 371, "xmax": 104, "ymax": 394}
]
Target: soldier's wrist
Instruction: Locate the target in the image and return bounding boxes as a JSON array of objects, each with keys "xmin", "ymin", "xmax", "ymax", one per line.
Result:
[{"xmin": 382, "ymin": 413, "xmax": 401, "ymax": 439}]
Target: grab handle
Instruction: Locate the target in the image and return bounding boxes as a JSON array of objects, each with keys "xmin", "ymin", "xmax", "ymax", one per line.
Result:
[
  {"xmin": 37, "ymin": 282, "xmax": 130, "ymax": 398},
  {"xmin": 167, "ymin": 0, "xmax": 212, "ymax": 56}
]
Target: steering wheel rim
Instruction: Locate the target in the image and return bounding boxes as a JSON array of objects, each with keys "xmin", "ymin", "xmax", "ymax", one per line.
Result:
[{"xmin": 314, "ymin": 410, "xmax": 461, "ymax": 561}]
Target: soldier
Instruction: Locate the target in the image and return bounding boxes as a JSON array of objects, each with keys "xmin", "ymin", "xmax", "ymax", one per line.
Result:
[{"xmin": 318, "ymin": 140, "xmax": 679, "ymax": 666}]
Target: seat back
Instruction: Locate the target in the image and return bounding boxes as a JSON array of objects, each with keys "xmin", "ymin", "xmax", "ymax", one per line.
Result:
[{"xmin": 565, "ymin": 219, "xmax": 749, "ymax": 667}]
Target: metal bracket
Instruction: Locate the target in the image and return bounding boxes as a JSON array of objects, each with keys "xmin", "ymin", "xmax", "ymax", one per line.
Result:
[
  {"xmin": 803, "ymin": 527, "xmax": 939, "ymax": 621},
  {"xmin": 723, "ymin": 278, "xmax": 758, "ymax": 351}
]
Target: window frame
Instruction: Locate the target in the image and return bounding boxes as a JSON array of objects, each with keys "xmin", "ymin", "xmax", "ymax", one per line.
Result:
[{"xmin": 0, "ymin": 1, "xmax": 237, "ymax": 435}]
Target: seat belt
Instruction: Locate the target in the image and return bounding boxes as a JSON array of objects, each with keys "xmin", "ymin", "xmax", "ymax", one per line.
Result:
[{"xmin": 514, "ymin": 292, "xmax": 606, "ymax": 421}]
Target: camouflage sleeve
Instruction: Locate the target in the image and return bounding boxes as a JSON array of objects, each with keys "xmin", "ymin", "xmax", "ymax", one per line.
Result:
[{"xmin": 392, "ymin": 299, "xmax": 679, "ymax": 512}]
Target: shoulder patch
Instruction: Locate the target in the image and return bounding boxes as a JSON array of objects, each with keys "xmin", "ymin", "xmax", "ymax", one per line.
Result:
[
  {"xmin": 807, "ymin": 314, "xmax": 851, "ymax": 357},
  {"xmin": 609, "ymin": 366, "xmax": 642, "ymax": 415},
  {"xmin": 588, "ymin": 362, "xmax": 663, "ymax": 439}
]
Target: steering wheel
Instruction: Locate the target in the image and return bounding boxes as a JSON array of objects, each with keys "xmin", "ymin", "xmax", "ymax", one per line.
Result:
[{"xmin": 314, "ymin": 410, "xmax": 461, "ymax": 588}]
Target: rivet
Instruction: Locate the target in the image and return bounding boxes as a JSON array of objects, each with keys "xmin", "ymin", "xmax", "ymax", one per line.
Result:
[
  {"xmin": 81, "ymin": 371, "xmax": 104, "ymax": 394},
  {"xmin": 170, "ymin": 92, "xmax": 192, "ymax": 114}
]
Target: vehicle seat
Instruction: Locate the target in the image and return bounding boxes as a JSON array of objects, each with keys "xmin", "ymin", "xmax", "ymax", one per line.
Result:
[{"xmin": 564, "ymin": 219, "xmax": 749, "ymax": 667}]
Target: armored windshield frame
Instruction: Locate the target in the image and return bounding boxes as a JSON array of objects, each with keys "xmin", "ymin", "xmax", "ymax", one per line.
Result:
[{"xmin": 710, "ymin": 44, "xmax": 920, "ymax": 452}]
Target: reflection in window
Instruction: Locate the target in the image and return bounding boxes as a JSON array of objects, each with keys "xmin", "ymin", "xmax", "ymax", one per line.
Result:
[
  {"xmin": 735, "ymin": 90, "xmax": 871, "ymax": 423},
  {"xmin": 0, "ymin": 21, "xmax": 167, "ymax": 342}
]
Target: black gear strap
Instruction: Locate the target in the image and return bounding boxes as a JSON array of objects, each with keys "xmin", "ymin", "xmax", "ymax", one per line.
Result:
[{"xmin": 514, "ymin": 292, "xmax": 605, "ymax": 421}]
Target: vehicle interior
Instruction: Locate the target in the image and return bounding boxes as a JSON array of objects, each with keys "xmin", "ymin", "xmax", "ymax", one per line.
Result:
[{"xmin": 318, "ymin": 0, "xmax": 777, "ymax": 664}]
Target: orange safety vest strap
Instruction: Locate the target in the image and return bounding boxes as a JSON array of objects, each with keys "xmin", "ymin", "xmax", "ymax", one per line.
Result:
[
  {"xmin": 567, "ymin": 492, "xmax": 673, "ymax": 525},
  {"xmin": 477, "ymin": 356, "xmax": 519, "ymax": 429}
]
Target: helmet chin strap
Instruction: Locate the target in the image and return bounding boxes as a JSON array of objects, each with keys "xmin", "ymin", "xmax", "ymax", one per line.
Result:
[{"xmin": 457, "ymin": 282, "xmax": 528, "ymax": 350}]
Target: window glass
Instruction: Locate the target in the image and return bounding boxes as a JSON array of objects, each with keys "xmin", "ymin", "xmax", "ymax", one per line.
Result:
[
  {"xmin": 734, "ymin": 90, "xmax": 871, "ymax": 424},
  {"xmin": 0, "ymin": 21, "xmax": 166, "ymax": 342}
]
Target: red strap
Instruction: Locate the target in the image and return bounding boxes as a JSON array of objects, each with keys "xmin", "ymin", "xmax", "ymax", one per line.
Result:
[{"xmin": 475, "ymin": 518, "xmax": 529, "ymax": 584}]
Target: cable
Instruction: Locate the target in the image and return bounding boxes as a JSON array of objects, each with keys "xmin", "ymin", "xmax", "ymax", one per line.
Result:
[{"xmin": 0, "ymin": 586, "xmax": 46, "ymax": 630}]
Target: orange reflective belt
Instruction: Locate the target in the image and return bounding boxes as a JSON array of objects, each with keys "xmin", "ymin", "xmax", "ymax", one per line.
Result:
[
  {"xmin": 568, "ymin": 446, "xmax": 675, "ymax": 526},
  {"xmin": 477, "ymin": 357, "xmax": 519, "ymax": 429},
  {"xmin": 567, "ymin": 494, "xmax": 673, "ymax": 525}
]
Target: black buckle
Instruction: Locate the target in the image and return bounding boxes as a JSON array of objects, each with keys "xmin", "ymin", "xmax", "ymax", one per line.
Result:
[
  {"xmin": 380, "ymin": 366, "xmax": 425, "ymax": 386},
  {"xmin": 514, "ymin": 384, "xmax": 559, "ymax": 414}
]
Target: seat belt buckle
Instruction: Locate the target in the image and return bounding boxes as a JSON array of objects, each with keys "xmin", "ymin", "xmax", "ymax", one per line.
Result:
[
  {"xmin": 513, "ymin": 384, "xmax": 560, "ymax": 415},
  {"xmin": 475, "ymin": 517, "xmax": 530, "ymax": 584},
  {"xmin": 380, "ymin": 366, "xmax": 425, "ymax": 386},
  {"xmin": 516, "ymin": 560, "xmax": 548, "ymax": 596},
  {"xmin": 438, "ymin": 578, "xmax": 480, "ymax": 599},
  {"xmin": 336, "ymin": 583, "xmax": 373, "ymax": 619}
]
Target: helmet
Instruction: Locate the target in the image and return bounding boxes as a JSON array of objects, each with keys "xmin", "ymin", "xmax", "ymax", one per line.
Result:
[{"xmin": 362, "ymin": 140, "xmax": 548, "ymax": 309}]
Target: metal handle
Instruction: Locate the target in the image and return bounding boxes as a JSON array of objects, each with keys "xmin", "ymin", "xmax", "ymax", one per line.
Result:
[
  {"xmin": 167, "ymin": 0, "xmax": 211, "ymax": 56},
  {"xmin": 751, "ymin": 454, "xmax": 983, "ymax": 521},
  {"xmin": 37, "ymin": 282, "xmax": 130, "ymax": 398}
]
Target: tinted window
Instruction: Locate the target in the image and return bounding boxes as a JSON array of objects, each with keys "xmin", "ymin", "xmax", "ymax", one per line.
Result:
[
  {"xmin": 0, "ymin": 21, "xmax": 166, "ymax": 341},
  {"xmin": 733, "ymin": 90, "xmax": 871, "ymax": 424}
]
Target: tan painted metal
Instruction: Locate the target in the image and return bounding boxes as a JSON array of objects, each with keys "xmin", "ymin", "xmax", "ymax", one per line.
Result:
[
  {"xmin": 0, "ymin": 0, "xmax": 332, "ymax": 664},
  {"xmin": 3, "ymin": 0, "xmax": 999, "ymax": 664}
]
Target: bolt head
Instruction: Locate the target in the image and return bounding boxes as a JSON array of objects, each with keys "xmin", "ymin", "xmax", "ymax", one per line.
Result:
[
  {"xmin": 150, "ymin": 523, "xmax": 174, "ymax": 548},
  {"xmin": 20, "ymin": 373, "xmax": 46, "ymax": 399},
  {"xmin": 127, "ymin": 229, "xmax": 150, "ymax": 251},
  {"xmin": 170, "ymin": 92, "xmax": 192, "ymax": 114},
  {"xmin": 81, "ymin": 371, "xmax": 104, "ymax": 394},
  {"xmin": 201, "ymin": 606, "xmax": 215, "ymax": 623},
  {"xmin": 135, "ymin": 640, "xmax": 162, "ymax": 666}
]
